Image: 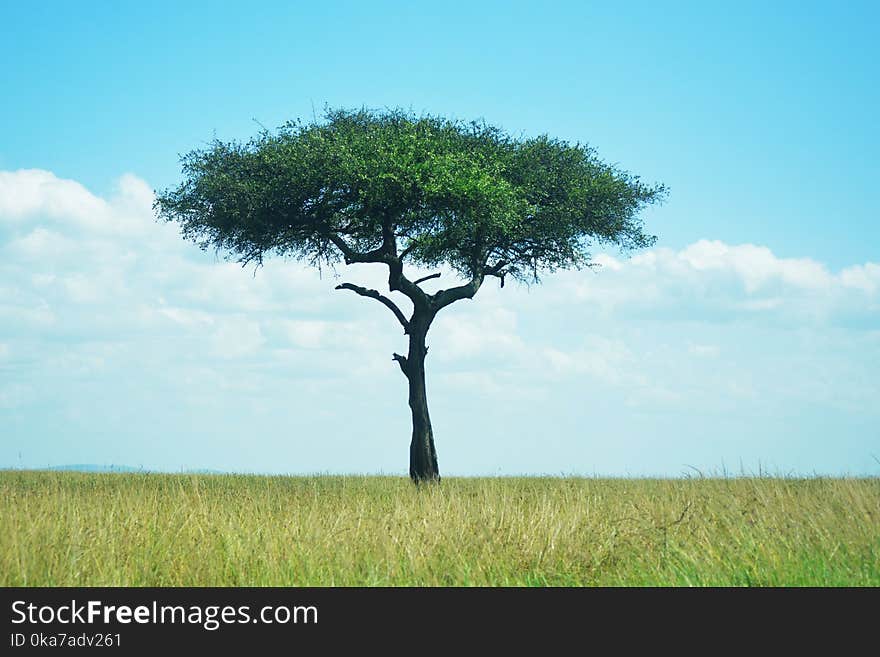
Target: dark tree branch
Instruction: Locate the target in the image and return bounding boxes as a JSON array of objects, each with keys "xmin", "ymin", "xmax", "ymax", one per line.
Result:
[
  {"xmin": 398, "ymin": 243, "xmax": 416, "ymax": 261},
  {"xmin": 413, "ymin": 272, "xmax": 441, "ymax": 286},
  {"xmin": 327, "ymin": 234, "xmax": 391, "ymax": 265},
  {"xmin": 388, "ymin": 260, "xmax": 431, "ymax": 314},
  {"xmin": 392, "ymin": 352, "xmax": 409, "ymax": 376},
  {"xmin": 484, "ymin": 260, "xmax": 508, "ymax": 277},
  {"xmin": 484, "ymin": 260, "xmax": 508, "ymax": 288},
  {"xmin": 381, "ymin": 220, "xmax": 397, "ymax": 257},
  {"xmin": 429, "ymin": 259, "xmax": 510, "ymax": 311},
  {"xmin": 325, "ymin": 230, "xmax": 431, "ymax": 315},
  {"xmin": 430, "ymin": 274, "xmax": 485, "ymax": 311},
  {"xmin": 335, "ymin": 283, "xmax": 410, "ymax": 332}
]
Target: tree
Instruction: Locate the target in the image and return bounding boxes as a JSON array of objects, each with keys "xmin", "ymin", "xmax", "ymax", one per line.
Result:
[{"xmin": 154, "ymin": 108, "xmax": 665, "ymax": 483}]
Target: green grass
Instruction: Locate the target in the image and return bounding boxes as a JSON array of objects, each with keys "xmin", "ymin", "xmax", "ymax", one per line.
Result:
[{"xmin": 1, "ymin": 471, "xmax": 877, "ymax": 586}]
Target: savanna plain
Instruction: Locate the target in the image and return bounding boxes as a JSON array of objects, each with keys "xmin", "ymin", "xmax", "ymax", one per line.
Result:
[{"xmin": 1, "ymin": 471, "xmax": 877, "ymax": 586}]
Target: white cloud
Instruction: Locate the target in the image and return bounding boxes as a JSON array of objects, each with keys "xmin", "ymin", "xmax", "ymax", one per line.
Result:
[
  {"xmin": 157, "ymin": 306, "xmax": 215, "ymax": 328},
  {"xmin": 840, "ymin": 262, "xmax": 880, "ymax": 294},
  {"xmin": 210, "ymin": 317, "xmax": 265, "ymax": 359},
  {"xmin": 434, "ymin": 307, "xmax": 521, "ymax": 360},
  {"xmin": 676, "ymin": 240, "xmax": 833, "ymax": 292},
  {"xmin": 688, "ymin": 343, "xmax": 720, "ymax": 358},
  {"xmin": 0, "ymin": 169, "xmax": 106, "ymax": 224},
  {"xmin": 0, "ymin": 168, "xmax": 877, "ymax": 475},
  {"xmin": 278, "ymin": 320, "xmax": 333, "ymax": 349},
  {"xmin": 0, "ymin": 383, "xmax": 32, "ymax": 409},
  {"xmin": 0, "ymin": 169, "xmax": 159, "ymax": 238},
  {"xmin": 551, "ymin": 239, "xmax": 878, "ymax": 326}
]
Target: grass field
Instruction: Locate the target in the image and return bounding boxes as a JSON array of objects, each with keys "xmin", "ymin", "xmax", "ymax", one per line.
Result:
[{"xmin": 1, "ymin": 471, "xmax": 877, "ymax": 586}]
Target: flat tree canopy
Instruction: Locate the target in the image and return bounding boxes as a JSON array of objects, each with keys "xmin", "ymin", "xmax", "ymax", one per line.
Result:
[{"xmin": 155, "ymin": 108, "xmax": 665, "ymax": 482}]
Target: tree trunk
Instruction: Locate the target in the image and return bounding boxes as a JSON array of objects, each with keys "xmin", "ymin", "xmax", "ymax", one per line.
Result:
[{"xmin": 405, "ymin": 318, "xmax": 440, "ymax": 483}]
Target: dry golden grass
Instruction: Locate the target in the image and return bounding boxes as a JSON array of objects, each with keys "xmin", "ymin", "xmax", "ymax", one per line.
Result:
[{"xmin": 1, "ymin": 471, "xmax": 877, "ymax": 586}]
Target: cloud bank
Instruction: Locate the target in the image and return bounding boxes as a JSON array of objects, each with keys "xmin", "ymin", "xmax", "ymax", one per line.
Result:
[{"xmin": 2, "ymin": 169, "xmax": 878, "ymax": 475}]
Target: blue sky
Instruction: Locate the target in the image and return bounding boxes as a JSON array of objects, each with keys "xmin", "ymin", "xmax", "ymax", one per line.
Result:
[{"xmin": 1, "ymin": 1, "xmax": 878, "ymax": 475}]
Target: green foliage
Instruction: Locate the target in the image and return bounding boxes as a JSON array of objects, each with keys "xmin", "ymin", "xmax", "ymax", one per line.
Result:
[
  {"xmin": 155, "ymin": 108, "xmax": 665, "ymax": 281},
  {"xmin": 2, "ymin": 472, "xmax": 877, "ymax": 586}
]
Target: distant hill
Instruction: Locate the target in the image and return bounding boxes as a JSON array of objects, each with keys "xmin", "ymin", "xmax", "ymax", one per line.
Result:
[
  {"xmin": 43, "ymin": 465, "xmax": 228, "ymax": 475},
  {"xmin": 47, "ymin": 464, "xmax": 145, "ymax": 473}
]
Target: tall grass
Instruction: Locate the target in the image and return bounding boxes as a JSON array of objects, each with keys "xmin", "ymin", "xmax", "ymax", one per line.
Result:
[{"xmin": 1, "ymin": 471, "xmax": 877, "ymax": 586}]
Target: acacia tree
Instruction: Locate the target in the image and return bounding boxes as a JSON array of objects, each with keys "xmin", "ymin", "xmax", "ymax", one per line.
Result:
[{"xmin": 155, "ymin": 108, "xmax": 665, "ymax": 483}]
